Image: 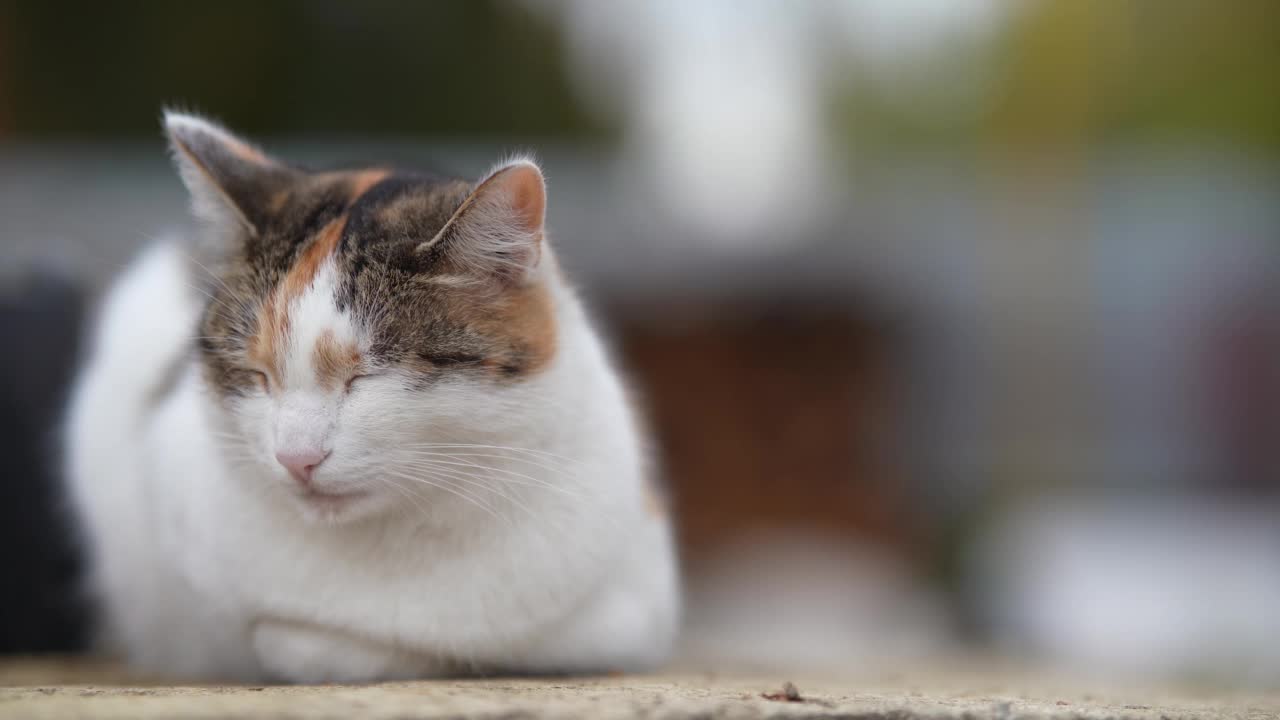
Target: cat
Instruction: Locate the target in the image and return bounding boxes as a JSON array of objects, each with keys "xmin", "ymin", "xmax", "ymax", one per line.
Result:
[{"xmin": 63, "ymin": 111, "xmax": 679, "ymax": 683}]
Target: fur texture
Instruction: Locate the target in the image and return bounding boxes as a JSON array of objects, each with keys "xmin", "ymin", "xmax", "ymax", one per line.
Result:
[{"xmin": 64, "ymin": 112, "xmax": 679, "ymax": 682}]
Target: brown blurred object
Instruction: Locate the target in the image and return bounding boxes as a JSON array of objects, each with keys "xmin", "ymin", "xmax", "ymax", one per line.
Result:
[
  {"xmin": 612, "ymin": 300, "xmax": 916, "ymax": 567},
  {"xmin": 1200, "ymin": 283, "xmax": 1280, "ymax": 495}
]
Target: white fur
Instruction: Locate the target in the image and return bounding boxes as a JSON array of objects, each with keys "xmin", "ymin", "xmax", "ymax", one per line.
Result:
[{"xmin": 66, "ymin": 237, "xmax": 680, "ymax": 682}]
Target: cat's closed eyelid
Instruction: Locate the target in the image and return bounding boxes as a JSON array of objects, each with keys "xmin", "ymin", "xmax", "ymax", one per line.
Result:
[
  {"xmin": 237, "ymin": 367, "xmax": 271, "ymax": 393},
  {"xmin": 252, "ymin": 369, "xmax": 272, "ymax": 392},
  {"xmin": 344, "ymin": 372, "xmax": 379, "ymax": 391},
  {"xmin": 423, "ymin": 353, "xmax": 484, "ymax": 367}
]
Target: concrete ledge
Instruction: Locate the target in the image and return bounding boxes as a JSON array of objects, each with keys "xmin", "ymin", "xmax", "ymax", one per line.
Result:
[{"xmin": 1, "ymin": 658, "xmax": 1275, "ymax": 719}]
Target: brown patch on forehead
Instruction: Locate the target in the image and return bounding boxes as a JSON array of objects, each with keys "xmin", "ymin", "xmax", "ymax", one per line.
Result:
[
  {"xmin": 248, "ymin": 293, "xmax": 289, "ymax": 387},
  {"xmin": 313, "ymin": 329, "xmax": 362, "ymax": 390},
  {"xmin": 284, "ymin": 214, "xmax": 346, "ymax": 301},
  {"xmin": 359, "ymin": 181, "xmax": 471, "ymax": 250},
  {"xmin": 247, "ymin": 213, "xmax": 348, "ymax": 385}
]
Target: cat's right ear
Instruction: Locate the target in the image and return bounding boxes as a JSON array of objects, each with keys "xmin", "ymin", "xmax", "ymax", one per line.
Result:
[{"xmin": 163, "ymin": 111, "xmax": 297, "ymax": 236}]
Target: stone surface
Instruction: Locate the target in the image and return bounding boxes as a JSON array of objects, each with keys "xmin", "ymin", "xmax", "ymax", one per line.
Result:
[{"xmin": 1, "ymin": 658, "xmax": 1276, "ymax": 720}]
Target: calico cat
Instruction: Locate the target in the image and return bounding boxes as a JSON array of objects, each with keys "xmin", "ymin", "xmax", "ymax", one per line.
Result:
[{"xmin": 64, "ymin": 112, "xmax": 678, "ymax": 682}]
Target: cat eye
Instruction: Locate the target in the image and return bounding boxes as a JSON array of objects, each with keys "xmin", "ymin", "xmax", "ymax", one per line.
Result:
[
  {"xmin": 344, "ymin": 373, "xmax": 377, "ymax": 391},
  {"xmin": 425, "ymin": 353, "xmax": 484, "ymax": 368},
  {"xmin": 246, "ymin": 369, "xmax": 271, "ymax": 393}
]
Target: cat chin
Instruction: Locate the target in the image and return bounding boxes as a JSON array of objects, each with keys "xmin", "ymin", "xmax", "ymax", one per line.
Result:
[{"xmin": 288, "ymin": 487, "xmax": 391, "ymax": 525}]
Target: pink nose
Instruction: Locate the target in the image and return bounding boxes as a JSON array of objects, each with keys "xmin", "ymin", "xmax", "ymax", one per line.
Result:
[{"xmin": 275, "ymin": 448, "xmax": 329, "ymax": 486}]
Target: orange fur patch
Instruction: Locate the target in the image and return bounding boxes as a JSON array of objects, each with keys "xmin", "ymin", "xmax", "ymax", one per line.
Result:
[
  {"xmin": 347, "ymin": 169, "xmax": 391, "ymax": 202},
  {"xmin": 507, "ymin": 283, "xmax": 558, "ymax": 373},
  {"xmin": 313, "ymin": 329, "xmax": 362, "ymax": 390},
  {"xmin": 248, "ymin": 214, "xmax": 348, "ymax": 385},
  {"xmin": 283, "ymin": 214, "xmax": 347, "ymax": 302},
  {"xmin": 473, "ymin": 280, "xmax": 558, "ymax": 376},
  {"xmin": 248, "ymin": 293, "xmax": 288, "ymax": 388}
]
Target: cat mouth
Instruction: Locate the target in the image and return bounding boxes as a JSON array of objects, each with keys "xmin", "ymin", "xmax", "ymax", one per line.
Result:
[{"xmin": 294, "ymin": 488, "xmax": 368, "ymax": 508}]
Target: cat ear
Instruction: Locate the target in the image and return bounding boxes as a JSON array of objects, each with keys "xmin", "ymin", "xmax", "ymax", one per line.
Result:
[
  {"xmin": 418, "ymin": 158, "xmax": 546, "ymax": 285},
  {"xmin": 162, "ymin": 111, "xmax": 296, "ymax": 236}
]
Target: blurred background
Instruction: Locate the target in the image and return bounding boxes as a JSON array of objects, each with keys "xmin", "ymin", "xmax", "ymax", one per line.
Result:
[{"xmin": 1, "ymin": 0, "xmax": 1278, "ymax": 687}]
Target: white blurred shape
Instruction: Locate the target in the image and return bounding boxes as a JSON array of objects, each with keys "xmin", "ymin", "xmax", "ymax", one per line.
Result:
[
  {"xmin": 535, "ymin": 1, "xmax": 829, "ymax": 245},
  {"xmin": 828, "ymin": 0, "xmax": 1010, "ymax": 71},
  {"xmin": 973, "ymin": 499, "xmax": 1280, "ymax": 685},
  {"xmin": 680, "ymin": 533, "xmax": 952, "ymax": 670},
  {"xmin": 529, "ymin": 0, "xmax": 1011, "ymax": 246}
]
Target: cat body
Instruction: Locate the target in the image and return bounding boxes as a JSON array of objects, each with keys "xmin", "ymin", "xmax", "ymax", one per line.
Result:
[{"xmin": 65, "ymin": 113, "xmax": 678, "ymax": 682}]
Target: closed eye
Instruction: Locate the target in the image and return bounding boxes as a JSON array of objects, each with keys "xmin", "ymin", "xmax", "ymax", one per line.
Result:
[
  {"xmin": 425, "ymin": 353, "xmax": 484, "ymax": 368},
  {"xmin": 245, "ymin": 369, "xmax": 270, "ymax": 393},
  {"xmin": 345, "ymin": 372, "xmax": 379, "ymax": 391}
]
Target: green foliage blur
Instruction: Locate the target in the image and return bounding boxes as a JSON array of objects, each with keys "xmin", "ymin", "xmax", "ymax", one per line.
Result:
[
  {"xmin": 1, "ymin": 0, "xmax": 1275, "ymax": 157},
  {"xmin": 832, "ymin": 0, "xmax": 1280, "ymax": 159},
  {"xmin": 0, "ymin": 0, "xmax": 612, "ymax": 140}
]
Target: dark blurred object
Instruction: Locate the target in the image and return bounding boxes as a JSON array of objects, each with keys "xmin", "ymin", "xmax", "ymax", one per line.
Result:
[
  {"xmin": 0, "ymin": 0, "xmax": 609, "ymax": 140},
  {"xmin": 615, "ymin": 300, "xmax": 915, "ymax": 565},
  {"xmin": 1200, "ymin": 281, "xmax": 1280, "ymax": 494},
  {"xmin": 617, "ymin": 300, "xmax": 952, "ymax": 669},
  {"xmin": 0, "ymin": 274, "xmax": 90, "ymax": 653}
]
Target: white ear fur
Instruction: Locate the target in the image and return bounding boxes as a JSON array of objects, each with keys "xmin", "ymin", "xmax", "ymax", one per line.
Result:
[
  {"xmin": 162, "ymin": 110, "xmax": 286, "ymax": 236},
  {"xmin": 417, "ymin": 157, "xmax": 547, "ymax": 284}
]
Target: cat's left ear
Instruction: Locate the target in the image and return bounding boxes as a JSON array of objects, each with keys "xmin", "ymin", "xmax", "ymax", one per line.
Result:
[
  {"xmin": 418, "ymin": 158, "xmax": 546, "ymax": 285},
  {"xmin": 163, "ymin": 111, "xmax": 297, "ymax": 236}
]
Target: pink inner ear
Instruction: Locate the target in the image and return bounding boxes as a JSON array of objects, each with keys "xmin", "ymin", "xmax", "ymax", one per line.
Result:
[{"xmin": 493, "ymin": 164, "xmax": 546, "ymax": 235}]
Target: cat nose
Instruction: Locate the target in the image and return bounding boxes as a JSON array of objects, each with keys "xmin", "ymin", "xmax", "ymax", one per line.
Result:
[{"xmin": 275, "ymin": 448, "xmax": 329, "ymax": 486}]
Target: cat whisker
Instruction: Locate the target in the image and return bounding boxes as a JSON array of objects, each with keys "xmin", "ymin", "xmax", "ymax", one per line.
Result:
[
  {"xmin": 389, "ymin": 460, "xmax": 586, "ymax": 539},
  {"xmin": 407, "ymin": 450, "xmax": 591, "ymax": 486},
  {"xmin": 401, "ymin": 442, "xmax": 594, "ymax": 471},
  {"xmin": 397, "ymin": 464, "xmax": 532, "ymax": 524},
  {"xmin": 383, "ymin": 469, "xmax": 511, "ymax": 529},
  {"xmin": 377, "ymin": 476, "xmax": 433, "ymax": 518},
  {"xmin": 394, "ymin": 453, "xmax": 587, "ymax": 498}
]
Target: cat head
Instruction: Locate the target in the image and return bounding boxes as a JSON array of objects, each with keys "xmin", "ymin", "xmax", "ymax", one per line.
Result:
[{"xmin": 165, "ymin": 111, "xmax": 561, "ymax": 523}]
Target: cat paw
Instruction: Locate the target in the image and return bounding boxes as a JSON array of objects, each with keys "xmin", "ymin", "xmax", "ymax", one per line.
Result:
[
  {"xmin": 516, "ymin": 586, "xmax": 677, "ymax": 674},
  {"xmin": 250, "ymin": 619, "xmax": 438, "ymax": 683}
]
